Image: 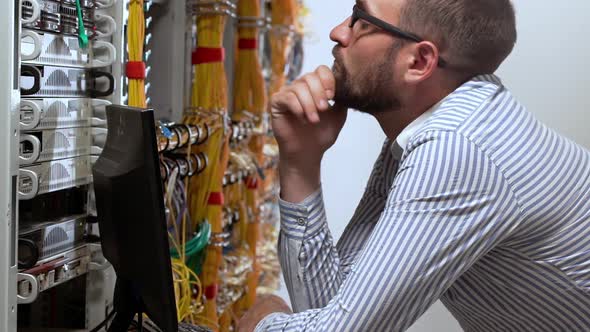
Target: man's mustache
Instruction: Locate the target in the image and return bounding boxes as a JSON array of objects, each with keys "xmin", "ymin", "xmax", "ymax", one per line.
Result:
[{"xmin": 332, "ymin": 46, "xmax": 345, "ymax": 63}]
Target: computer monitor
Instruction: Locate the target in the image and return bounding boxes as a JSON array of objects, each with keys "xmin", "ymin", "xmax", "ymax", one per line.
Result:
[{"xmin": 92, "ymin": 105, "xmax": 178, "ymax": 332}]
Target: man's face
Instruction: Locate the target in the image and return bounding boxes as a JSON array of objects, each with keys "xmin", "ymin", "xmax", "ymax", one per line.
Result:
[{"xmin": 330, "ymin": 0, "xmax": 406, "ymax": 114}]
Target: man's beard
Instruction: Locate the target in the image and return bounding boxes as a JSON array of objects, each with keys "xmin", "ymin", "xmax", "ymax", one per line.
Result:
[{"xmin": 332, "ymin": 43, "xmax": 402, "ymax": 114}]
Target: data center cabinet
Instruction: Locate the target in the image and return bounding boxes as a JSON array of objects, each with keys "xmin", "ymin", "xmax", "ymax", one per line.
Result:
[
  {"xmin": 1, "ymin": 0, "xmax": 126, "ymax": 330},
  {"xmin": 2, "ymin": 0, "xmax": 303, "ymax": 330},
  {"xmin": 2, "ymin": 0, "xmax": 198, "ymax": 330}
]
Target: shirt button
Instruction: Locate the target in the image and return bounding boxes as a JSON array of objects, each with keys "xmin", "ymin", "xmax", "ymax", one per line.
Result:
[{"xmin": 297, "ymin": 218, "xmax": 306, "ymax": 226}]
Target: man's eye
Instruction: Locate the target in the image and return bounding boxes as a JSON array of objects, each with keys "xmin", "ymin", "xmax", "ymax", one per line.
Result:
[{"xmin": 352, "ymin": 21, "xmax": 370, "ymax": 33}]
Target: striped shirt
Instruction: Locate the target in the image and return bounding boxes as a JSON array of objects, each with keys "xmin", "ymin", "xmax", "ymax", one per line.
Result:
[{"xmin": 255, "ymin": 74, "xmax": 590, "ymax": 331}]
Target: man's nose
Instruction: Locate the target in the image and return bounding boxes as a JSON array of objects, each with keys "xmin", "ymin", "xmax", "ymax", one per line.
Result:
[{"xmin": 330, "ymin": 17, "xmax": 353, "ymax": 47}]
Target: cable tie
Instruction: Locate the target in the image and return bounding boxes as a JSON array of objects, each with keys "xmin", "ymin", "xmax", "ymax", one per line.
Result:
[
  {"xmin": 238, "ymin": 38, "xmax": 258, "ymax": 50},
  {"xmin": 192, "ymin": 47, "xmax": 225, "ymax": 65},
  {"xmin": 208, "ymin": 192, "xmax": 225, "ymax": 206},
  {"xmin": 126, "ymin": 61, "xmax": 146, "ymax": 79},
  {"xmin": 246, "ymin": 176, "xmax": 258, "ymax": 189},
  {"xmin": 204, "ymin": 284, "xmax": 218, "ymax": 300}
]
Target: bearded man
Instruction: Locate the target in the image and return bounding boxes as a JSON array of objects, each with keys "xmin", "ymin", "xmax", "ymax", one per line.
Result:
[{"xmin": 239, "ymin": 0, "xmax": 590, "ymax": 331}]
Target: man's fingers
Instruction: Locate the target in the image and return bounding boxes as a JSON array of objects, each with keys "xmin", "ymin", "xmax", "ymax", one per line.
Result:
[
  {"xmin": 291, "ymin": 81, "xmax": 320, "ymax": 123},
  {"xmin": 315, "ymin": 65, "xmax": 336, "ymax": 100},
  {"xmin": 302, "ymin": 73, "xmax": 330, "ymax": 112},
  {"xmin": 271, "ymin": 66, "xmax": 338, "ymax": 124},
  {"xmin": 271, "ymin": 89, "xmax": 305, "ymax": 121}
]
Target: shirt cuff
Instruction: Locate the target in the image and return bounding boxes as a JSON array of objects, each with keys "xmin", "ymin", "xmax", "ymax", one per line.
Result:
[
  {"xmin": 254, "ymin": 312, "xmax": 290, "ymax": 332},
  {"xmin": 279, "ymin": 188, "xmax": 326, "ymax": 239}
]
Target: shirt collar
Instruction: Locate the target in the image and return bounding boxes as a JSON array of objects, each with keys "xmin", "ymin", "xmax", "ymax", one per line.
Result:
[
  {"xmin": 392, "ymin": 100, "xmax": 441, "ymax": 156},
  {"xmin": 390, "ymin": 74, "xmax": 502, "ymax": 157}
]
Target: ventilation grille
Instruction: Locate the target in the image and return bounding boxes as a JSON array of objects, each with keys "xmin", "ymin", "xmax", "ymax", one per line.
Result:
[
  {"xmin": 46, "ymin": 101, "xmax": 69, "ymax": 118},
  {"xmin": 44, "ymin": 131, "xmax": 71, "ymax": 150},
  {"xmin": 37, "ymin": 89, "xmax": 85, "ymax": 97},
  {"xmin": 42, "ymin": 227, "xmax": 71, "ymax": 258},
  {"xmin": 46, "ymin": 70, "xmax": 71, "ymax": 87},
  {"xmin": 38, "ymin": 119, "xmax": 90, "ymax": 130},
  {"xmin": 39, "ymin": 57, "xmax": 80, "ymax": 66},
  {"xmin": 47, "ymin": 163, "xmax": 70, "ymax": 181},
  {"xmin": 45, "ymin": 37, "xmax": 71, "ymax": 56},
  {"xmin": 60, "ymin": 6, "xmax": 77, "ymax": 17},
  {"xmin": 40, "ymin": 177, "xmax": 91, "ymax": 193}
]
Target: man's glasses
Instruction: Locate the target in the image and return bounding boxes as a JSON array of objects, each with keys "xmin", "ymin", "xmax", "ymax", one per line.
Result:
[{"xmin": 350, "ymin": 5, "xmax": 447, "ymax": 67}]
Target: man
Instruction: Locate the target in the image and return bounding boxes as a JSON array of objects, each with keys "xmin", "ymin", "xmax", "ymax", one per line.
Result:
[{"xmin": 239, "ymin": 0, "xmax": 590, "ymax": 331}]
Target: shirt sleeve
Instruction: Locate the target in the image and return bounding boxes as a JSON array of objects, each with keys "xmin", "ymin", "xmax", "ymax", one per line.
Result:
[
  {"xmin": 277, "ymin": 139, "xmax": 399, "ymax": 312},
  {"xmin": 256, "ymin": 131, "xmax": 523, "ymax": 332}
]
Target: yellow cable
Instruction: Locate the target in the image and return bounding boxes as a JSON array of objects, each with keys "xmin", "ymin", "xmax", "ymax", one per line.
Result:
[
  {"xmin": 269, "ymin": 0, "xmax": 298, "ymax": 94},
  {"xmin": 127, "ymin": 0, "xmax": 147, "ymax": 108},
  {"xmin": 232, "ymin": 0, "xmax": 266, "ymax": 312},
  {"xmin": 234, "ymin": 0, "xmax": 266, "ymax": 122},
  {"xmin": 166, "ymin": 180, "xmax": 205, "ymax": 323},
  {"xmin": 182, "ymin": 3, "xmax": 231, "ymax": 329}
]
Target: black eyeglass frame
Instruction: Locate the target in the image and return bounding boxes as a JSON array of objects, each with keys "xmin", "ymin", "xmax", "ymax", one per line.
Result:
[{"xmin": 350, "ymin": 5, "xmax": 448, "ymax": 68}]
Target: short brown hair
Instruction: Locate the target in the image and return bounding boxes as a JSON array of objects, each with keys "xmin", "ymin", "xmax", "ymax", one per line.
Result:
[{"xmin": 400, "ymin": 0, "xmax": 517, "ymax": 76}]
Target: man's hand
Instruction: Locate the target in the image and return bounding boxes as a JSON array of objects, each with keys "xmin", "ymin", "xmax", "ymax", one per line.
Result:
[
  {"xmin": 272, "ymin": 65, "xmax": 347, "ymax": 163},
  {"xmin": 237, "ymin": 295, "xmax": 292, "ymax": 332},
  {"xmin": 271, "ymin": 65, "xmax": 347, "ymax": 202}
]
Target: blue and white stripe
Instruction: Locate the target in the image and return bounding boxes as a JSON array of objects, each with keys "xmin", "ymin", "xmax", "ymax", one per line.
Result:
[{"xmin": 256, "ymin": 74, "xmax": 590, "ymax": 331}]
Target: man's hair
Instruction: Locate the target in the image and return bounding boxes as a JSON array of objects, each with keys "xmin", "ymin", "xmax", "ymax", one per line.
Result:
[{"xmin": 399, "ymin": 0, "xmax": 517, "ymax": 76}]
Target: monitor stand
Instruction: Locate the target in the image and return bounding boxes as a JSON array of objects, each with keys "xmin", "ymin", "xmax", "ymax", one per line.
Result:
[{"xmin": 108, "ymin": 279, "xmax": 144, "ymax": 332}]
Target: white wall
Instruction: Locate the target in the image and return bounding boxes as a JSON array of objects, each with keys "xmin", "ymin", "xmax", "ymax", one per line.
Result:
[
  {"xmin": 277, "ymin": 1, "xmax": 590, "ymax": 331},
  {"xmin": 497, "ymin": 0, "xmax": 590, "ymax": 147}
]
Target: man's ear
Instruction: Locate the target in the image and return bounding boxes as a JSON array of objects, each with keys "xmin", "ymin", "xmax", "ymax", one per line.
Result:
[{"xmin": 404, "ymin": 41, "xmax": 440, "ymax": 84}]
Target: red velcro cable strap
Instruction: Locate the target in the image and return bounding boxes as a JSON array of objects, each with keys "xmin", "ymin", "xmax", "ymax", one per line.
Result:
[
  {"xmin": 246, "ymin": 177, "xmax": 258, "ymax": 190},
  {"xmin": 126, "ymin": 61, "xmax": 146, "ymax": 79},
  {"xmin": 208, "ymin": 192, "xmax": 225, "ymax": 206},
  {"xmin": 192, "ymin": 47, "xmax": 225, "ymax": 65},
  {"xmin": 238, "ymin": 38, "xmax": 258, "ymax": 50},
  {"xmin": 204, "ymin": 284, "xmax": 218, "ymax": 300}
]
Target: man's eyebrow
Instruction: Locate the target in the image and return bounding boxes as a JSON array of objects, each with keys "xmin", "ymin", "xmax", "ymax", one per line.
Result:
[
  {"xmin": 355, "ymin": 0, "xmax": 375, "ymax": 16},
  {"xmin": 355, "ymin": 0, "xmax": 368, "ymax": 11}
]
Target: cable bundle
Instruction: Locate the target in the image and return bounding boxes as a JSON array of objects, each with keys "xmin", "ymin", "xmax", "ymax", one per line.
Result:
[
  {"xmin": 127, "ymin": 0, "xmax": 147, "ymax": 107},
  {"xmin": 171, "ymin": 257, "xmax": 203, "ymax": 323},
  {"xmin": 234, "ymin": 0, "xmax": 267, "ymax": 121},
  {"xmin": 217, "ymin": 167, "xmax": 255, "ymax": 319},
  {"xmin": 183, "ymin": 0, "xmax": 236, "ymax": 329},
  {"xmin": 217, "ymin": 247, "xmax": 253, "ymax": 313},
  {"xmin": 215, "ymin": 142, "xmax": 258, "ymax": 328},
  {"xmin": 158, "ymin": 122, "xmax": 222, "ymax": 329},
  {"xmin": 233, "ymin": 0, "xmax": 268, "ymax": 313},
  {"xmin": 167, "ymin": 177, "xmax": 210, "ymax": 276},
  {"xmin": 162, "ymin": 158, "xmax": 203, "ymax": 324},
  {"xmin": 269, "ymin": 0, "xmax": 298, "ymax": 94},
  {"xmin": 256, "ymin": 226, "xmax": 281, "ymax": 294},
  {"xmin": 256, "ymin": 143, "xmax": 282, "ymax": 293}
]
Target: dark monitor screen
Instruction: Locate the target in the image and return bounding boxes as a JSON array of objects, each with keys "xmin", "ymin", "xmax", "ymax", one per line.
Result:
[{"xmin": 92, "ymin": 105, "xmax": 177, "ymax": 332}]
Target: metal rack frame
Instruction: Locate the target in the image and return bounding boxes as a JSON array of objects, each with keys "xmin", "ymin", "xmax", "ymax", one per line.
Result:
[
  {"xmin": 0, "ymin": 0, "xmax": 21, "ymax": 330},
  {"xmin": 0, "ymin": 1, "xmax": 125, "ymax": 331}
]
